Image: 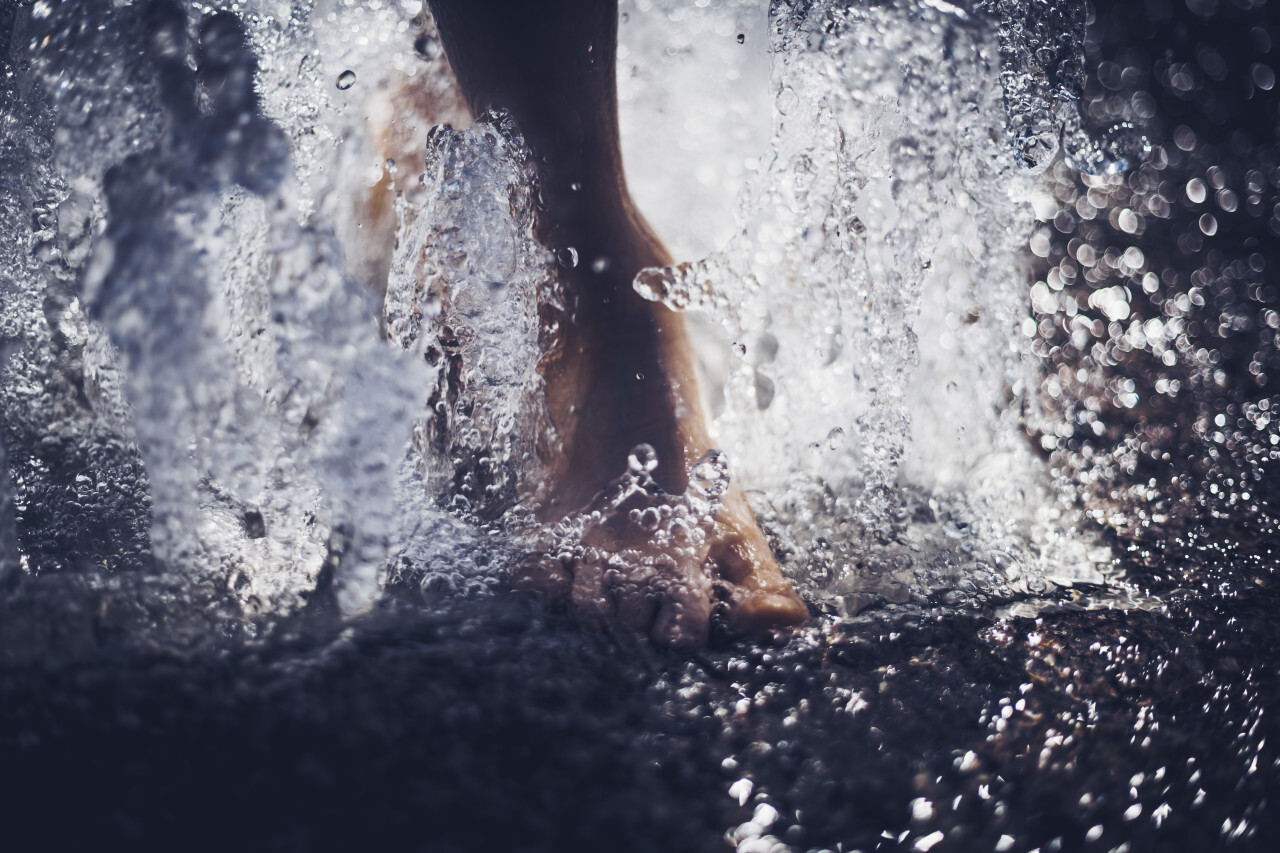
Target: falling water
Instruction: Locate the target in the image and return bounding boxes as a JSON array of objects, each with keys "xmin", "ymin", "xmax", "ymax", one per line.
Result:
[
  {"xmin": 1, "ymin": 0, "xmax": 1119, "ymax": 640},
  {"xmin": 2, "ymin": 0, "xmax": 1279, "ymax": 849}
]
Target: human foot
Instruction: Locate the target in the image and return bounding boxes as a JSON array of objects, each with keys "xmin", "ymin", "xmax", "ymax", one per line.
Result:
[
  {"xmin": 509, "ymin": 225, "xmax": 806, "ymax": 645},
  {"xmin": 422, "ymin": 0, "xmax": 807, "ymax": 643},
  {"xmin": 515, "ymin": 444, "xmax": 807, "ymax": 646}
]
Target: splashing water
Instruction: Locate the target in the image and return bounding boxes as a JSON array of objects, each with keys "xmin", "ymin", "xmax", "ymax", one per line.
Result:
[
  {"xmin": 386, "ymin": 111, "xmax": 552, "ymax": 517},
  {"xmin": 633, "ymin": 0, "xmax": 1112, "ymax": 615},
  {"xmin": 0, "ymin": 0, "xmax": 1125, "ymax": 647},
  {"xmin": 4, "ymin": 1, "xmax": 1280, "ymax": 850},
  {"xmin": 1, "ymin": 0, "xmax": 1272, "ymax": 649},
  {"xmin": 1, "ymin": 0, "xmax": 459, "ymax": 644}
]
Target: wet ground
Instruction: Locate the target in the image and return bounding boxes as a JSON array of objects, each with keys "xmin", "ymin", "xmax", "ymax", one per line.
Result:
[
  {"xmin": 2, "ymin": 559, "xmax": 1277, "ymax": 852},
  {"xmin": 3, "ymin": 0, "xmax": 1280, "ymax": 850}
]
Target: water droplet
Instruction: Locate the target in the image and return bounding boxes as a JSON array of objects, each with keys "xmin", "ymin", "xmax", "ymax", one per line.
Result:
[
  {"xmin": 591, "ymin": 257, "xmax": 610, "ymax": 274},
  {"xmin": 558, "ymin": 246, "xmax": 579, "ymax": 268},
  {"xmin": 628, "ymin": 444, "xmax": 659, "ymax": 474},
  {"xmin": 336, "ymin": 69, "xmax": 356, "ymax": 90},
  {"xmin": 570, "ymin": 182, "xmax": 582, "ymax": 192},
  {"xmin": 633, "ymin": 268, "xmax": 668, "ymax": 302},
  {"xmin": 690, "ymin": 450, "xmax": 730, "ymax": 501},
  {"xmin": 1015, "ymin": 130, "xmax": 1058, "ymax": 172},
  {"xmin": 775, "ymin": 86, "xmax": 797, "ymax": 116},
  {"xmin": 737, "ymin": 33, "xmax": 746, "ymax": 44},
  {"xmin": 1186, "ymin": 178, "xmax": 1207, "ymax": 204},
  {"xmin": 631, "ymin": 507, "xmax": 661, "ymax": 531},
  {"xmin": 1100, "ymin": 122, "xmax": 1152, "ymax": 173},
  {"xmin": 414, "ymin": 33, "xmax": 442, "ymax": 61},
  {"xmin": 732, "ymin": 342, "xmax": 747, "ymax": 357}
]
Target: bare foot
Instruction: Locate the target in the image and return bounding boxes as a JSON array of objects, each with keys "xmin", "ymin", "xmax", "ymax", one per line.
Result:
[
  {"xmin": 509, "ymin": 224, "xmax": 807, "ymax": 644},
  {"xmin": 410, "ymin": 1, "xmax": 808, "ymax": 644},
  {"xmin": 517, "ymin": 442, "xmax": 807, "ymax": 645}
]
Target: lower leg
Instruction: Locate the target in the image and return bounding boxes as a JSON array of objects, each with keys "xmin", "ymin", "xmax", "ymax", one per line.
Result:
[{"xmin": 426, "ymin": 0, "xmax": 806, "ymax": 641}]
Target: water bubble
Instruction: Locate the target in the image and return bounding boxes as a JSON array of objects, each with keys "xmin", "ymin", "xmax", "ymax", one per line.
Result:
[
  {"xmin": 1099, "ymin": 122, "xmax": 1152, "ymax": 173},
  {"xmin": 754, "ymin": 372, "xmax": 775, "ymax": 410},
  {"xmin": 1186, "ymin": 178, "xmax": 1207, "ymax": 204},
  {"xmin": 336, "ymin": 70, "xmax": 356, "ymax": 90},
  {"xmin": 413, "ymin": 33, "xmax": 442, "ymax": 61},
  {"xmin": 737, "ymin": 33, "xmax": 745, "ymax": 44},
  {"xmin": 1251, "ymin": 63, "xmax": 1275, "ymax": 91},
  {"xmin": 628, "ymin": 444, "xmax": 659, "ymax": 474},
  {"xmin": 1015, "ymin": 130, "xmax": 1059, "ymax": 172},
  {"xmin": 732, "ymin": 342, "xmax": 747, "ymax": 357},
  {"xmin": 630, "ymin": 506, "xmax": 661, "ymax": 532},
  {"xmin": 775, "ymin": 86, "xmax": 798, "ymax": 116},
  {"xmin": 558, "ymin": 246, "xmax": 579, "ymax": 269},
  {"xmin": 689, "ymin": 450, "xmax": 730, "ymax": 501}
]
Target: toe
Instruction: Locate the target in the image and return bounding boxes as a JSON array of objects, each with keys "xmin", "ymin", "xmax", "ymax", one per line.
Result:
[
  {"xmin": 651, "ymin": 579, "xmax": 712, "ymax": 647},
  {"xmin": 727, "ymin": 586, "xmax": 809, "ymax": 633}
]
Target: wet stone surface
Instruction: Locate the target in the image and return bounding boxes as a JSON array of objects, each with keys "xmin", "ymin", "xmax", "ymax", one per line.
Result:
[
  {"xmin": 1, "ymin": 581, "xmax": 1278, "ymax": 852},
  {"xmin": 1, "ymin": 0, "xmax": 1279, "ymax": 850}
]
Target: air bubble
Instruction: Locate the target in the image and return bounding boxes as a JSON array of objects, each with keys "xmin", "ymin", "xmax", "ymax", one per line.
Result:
[{"xmin": 336, "ymin": 69, "xmax": 356, "ymax": 90}]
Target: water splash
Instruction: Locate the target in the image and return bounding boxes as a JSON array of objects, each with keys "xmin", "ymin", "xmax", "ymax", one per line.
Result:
[
  {"xmin": 2, "ymin": 3, "xmax": 1278, "ymax": 851},
  {"xmin": 0, "ymin": 1, "xmax": 449, "ymax": 641},
  {"xmin": 631, "ymin": 0, "xmax": 1110, "ymax": 614},
  {"xmin": 0, "ymin": 0, "xmax": 1227, "ymax": 650},
  {"xmin": 978, "ymin": 0, "xmax": 1152, "ymax": 176},
  {"xmin": 384, "ymin": 110, "xmax": 556, "ymax": 597}
]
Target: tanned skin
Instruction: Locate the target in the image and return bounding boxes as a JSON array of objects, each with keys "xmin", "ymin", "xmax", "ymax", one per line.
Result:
[{"xmin": 423, "ymin": 0, "xmax": 807, "ymax": 644}]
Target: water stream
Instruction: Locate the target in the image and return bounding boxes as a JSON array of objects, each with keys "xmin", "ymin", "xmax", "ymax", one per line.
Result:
[{"xmin": 1, "ymin": 0, "xmax": 1277, "ymax": 849}]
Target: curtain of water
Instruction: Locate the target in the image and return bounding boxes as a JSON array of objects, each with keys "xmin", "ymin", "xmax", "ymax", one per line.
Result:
[{"xmin": 0, "ymin": 0, "xmax": 1174, "ymax": 653}]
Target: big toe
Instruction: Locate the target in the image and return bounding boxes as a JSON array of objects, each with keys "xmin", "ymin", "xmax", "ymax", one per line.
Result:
[{"xmin": 728, "ymin": 586, "xmax": 809, "ymax": 634}]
